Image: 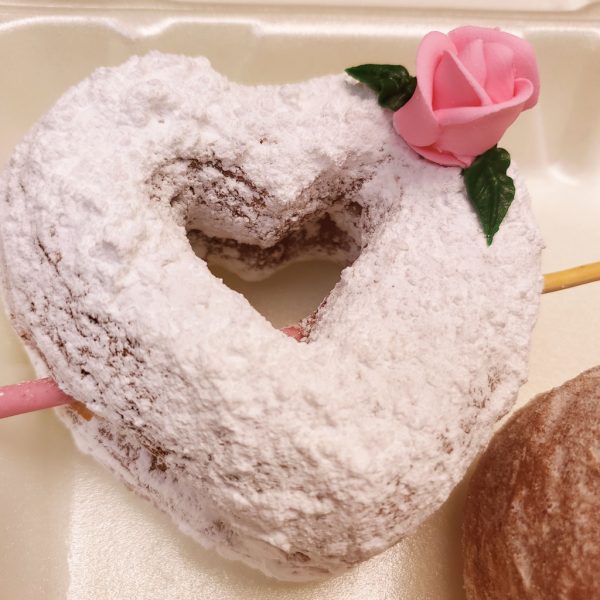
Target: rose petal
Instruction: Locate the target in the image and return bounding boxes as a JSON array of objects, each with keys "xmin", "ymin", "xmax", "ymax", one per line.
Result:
[
  {"xmin": 433, "ymin": 78, "xmax": 534, "ymax": 156},
  {"xmin": 432, "ymin": 49, "xmax": 491, "ymax": 110},
  {"xmin": 436, "ymin": 77, "xmax": 534, "ymax": 126},
  {"xmin": 407, "ymin": 144, "xmax": 473, "ymax": 167},
  {"xmin": 393, "ymin": 31, "xmax": 457, "ymax": 147},
  {"xmin": 414, "ymin": 31, "xmax": 458, "ymax": 108},
  {"xmin": 483, "ymin": 42, "xmax": 516, "ymax": 103},
  {"xmin": 393, "ymin": 86, "xmax": 440, "ymax": 147},
  {"xmin": 457, "ymin": 38, "xmax": 487, "ymax": 88},
  {"xmin": 449, "ymin": 26, "xmax": 540, "ymax": 108}
]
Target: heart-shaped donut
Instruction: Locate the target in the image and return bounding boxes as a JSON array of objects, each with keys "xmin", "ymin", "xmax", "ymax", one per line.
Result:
[{"xmin": 0, "ymin": 53, "xmax": 543, "ymax": 580}]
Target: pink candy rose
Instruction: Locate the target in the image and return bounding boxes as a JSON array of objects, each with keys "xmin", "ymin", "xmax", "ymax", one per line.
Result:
[{"xmin": 393, "ymin": 26, "xmax": 540, "ymax": 168}]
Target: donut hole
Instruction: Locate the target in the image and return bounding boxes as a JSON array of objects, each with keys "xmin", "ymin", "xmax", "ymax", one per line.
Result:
[
  {"xmin": 207, "ymin": 260, "xmax": 345, "ymax": 328},
  {"xmin": 150, "ymin": 157, "xmax": 368, "ymax": 327},
  {"xmin": 189, "ymin": 212, "xmax": 360, "ymax": 327}
]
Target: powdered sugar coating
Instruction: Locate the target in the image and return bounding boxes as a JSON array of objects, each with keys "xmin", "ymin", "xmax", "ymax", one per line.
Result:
[{"xmin": 0, "ymin": 52, "xmax": 543, "ymax": 580}]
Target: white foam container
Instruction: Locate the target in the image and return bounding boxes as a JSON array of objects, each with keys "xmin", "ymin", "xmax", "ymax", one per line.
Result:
[{"xmin": 1, "ymin": 2, "xmax": 599, "ymax": 598}]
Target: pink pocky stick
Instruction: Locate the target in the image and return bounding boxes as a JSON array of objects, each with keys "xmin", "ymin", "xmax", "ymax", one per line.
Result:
[
  {"xmin": 0, "ymin": 325, "xmax": 305, "ymax": 419},
  {"xmin": 280, "ymin": 325, "xmax": 305, "ymax": 341},
  {"xmin": 0, "ymin": 377, "xmax": 71, "ymax": 419}
]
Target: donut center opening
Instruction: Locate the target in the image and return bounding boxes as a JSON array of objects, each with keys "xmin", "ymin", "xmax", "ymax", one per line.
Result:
[
  {"xmin": 150, "ymin": 157, "xmax": 368, "ymax": 328},
  {"xmin": 186, "ymin": 210, "xmax": 361, "ymax": 328},
  {"xmin": 207, "ymin": 260, "xmax": 345, "ymax": 329}
]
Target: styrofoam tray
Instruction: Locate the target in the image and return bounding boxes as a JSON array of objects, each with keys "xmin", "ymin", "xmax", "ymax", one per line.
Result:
[{"xmin": 1, "ymin": 3, "xmax": 599, "ymax": 599}]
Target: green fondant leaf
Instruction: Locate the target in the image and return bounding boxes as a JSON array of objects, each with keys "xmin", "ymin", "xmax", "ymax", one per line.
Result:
[
  {"xmin": 345, "ymin": 64, "xmax": 417, "ymax": 111},
  {"xmin": 462, "ymin": 146, "xmax": 516, "ymax": 246}
]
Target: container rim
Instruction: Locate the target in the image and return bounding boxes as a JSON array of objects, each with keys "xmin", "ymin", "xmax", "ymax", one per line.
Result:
[{"xmin": 0, "ymin": 0, "xmax": 600, "ymax": 18}]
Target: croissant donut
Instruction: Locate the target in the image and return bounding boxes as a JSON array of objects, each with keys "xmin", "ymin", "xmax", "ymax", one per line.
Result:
[{"xmin": 0, "ymin": 53, "xmax": 542, "ymax": 580}]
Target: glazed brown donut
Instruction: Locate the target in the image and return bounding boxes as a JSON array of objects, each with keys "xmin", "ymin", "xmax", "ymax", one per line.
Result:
[{"xmin": 463, "ymin": 366, "xmax": 600, "ymax": 599}]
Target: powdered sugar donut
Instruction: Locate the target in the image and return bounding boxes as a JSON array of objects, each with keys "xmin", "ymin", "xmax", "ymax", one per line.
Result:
[{"xmin": 0, "ymin": 53, "xmax": 543, "ymax": 580}]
